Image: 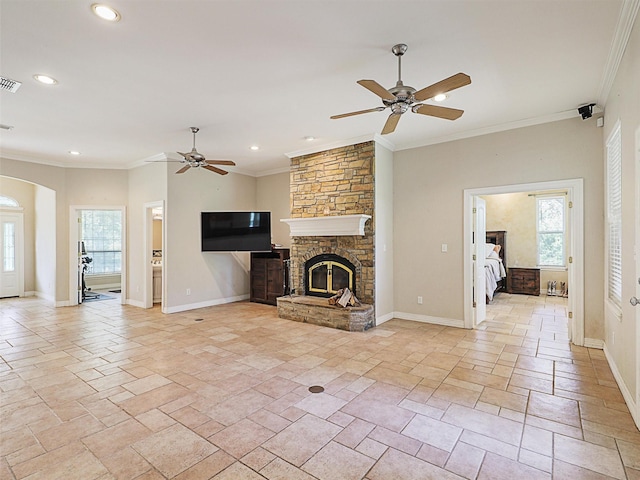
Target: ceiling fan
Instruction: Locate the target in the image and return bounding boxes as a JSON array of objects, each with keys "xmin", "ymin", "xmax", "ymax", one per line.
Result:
[
  {"xmin": 331, "ymin": 44, "xmax": 471, "ymax": 135},
  {"xmin": 171, "ymin": 127, "xmax": 236, "ymax": 175}
]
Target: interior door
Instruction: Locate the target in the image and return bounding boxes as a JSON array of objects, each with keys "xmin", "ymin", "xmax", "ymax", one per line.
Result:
[
  {"xmin": 0, "ymin": 212, "xmax": 24, "ymax": 298},
  {"xmin": 635, "ymin": 126, "xmax": 640, "ymax": 429},
  {"xmin": 474, "ymin": 197, "xmax": 487, "ymax": 325}
]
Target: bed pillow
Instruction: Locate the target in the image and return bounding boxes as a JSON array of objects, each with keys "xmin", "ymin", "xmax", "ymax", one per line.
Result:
[
  {"xmin": 487, "ymin": 250, "xmax": 500, "ymax": 259},
  {"xmin": 485, "ymin": 243, "xmax": 496, "ymax": 257}
]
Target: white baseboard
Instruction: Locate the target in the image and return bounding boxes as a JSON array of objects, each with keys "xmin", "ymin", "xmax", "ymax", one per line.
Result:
[
  {"xmin": 126, "ymin": 299, "xmax": 145, "ymax": 308},
  {"xmin": 583, "ymin": 337, "xmax": 604, "ymax": 349},
  {"xmin": 86, "ymin": 283, "xmax": 121, "ymax": 291},
  {"xmin": 376, "ymin": 312, "xmax": 394, "ymax": 325},
  {"xmin": 23, "ymin": 291, "xmax": 36, "ymax": 297},
  {"xmin": 603, "ymin": 342, "xmax": 639, "ymax": 430},
  {"xmin": 164, "ymin": 294, "xmax": 250, "ymax": 314},
  {"xmin": 393, "ymin": 311, "xmax": 465, "ymax": 329}
]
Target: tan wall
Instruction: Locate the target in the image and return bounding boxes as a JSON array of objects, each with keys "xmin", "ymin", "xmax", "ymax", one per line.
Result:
[
  {"xmin": 153, "ymin": 220, "xmax": 163, "ymax": 250},
  {"xmin": 482, "ymin": 192, "xmax": 568, "ymax": 293},
  {"xmin": 256, "ymin": 172, "xmax": 291, "ymax": 248},
  {"xmin": 394, "ymin": 116, "xmax": 604, "ymax": 337}
]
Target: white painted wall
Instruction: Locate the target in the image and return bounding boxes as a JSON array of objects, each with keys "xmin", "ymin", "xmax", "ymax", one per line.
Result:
[
  {"xmin": 34, "ymin": 184, "xmax": 56, "ymax": 301},
  {"xmin": 393, "ymin": 116, "xmax": 604, "ymax": 338},
  {"xmin": 601, "ymin": 12, "xmax": 639, "ymax": 415},
  {"xmin": 375, "ymin": 142, "xmax": 394, "ymax": 323}
]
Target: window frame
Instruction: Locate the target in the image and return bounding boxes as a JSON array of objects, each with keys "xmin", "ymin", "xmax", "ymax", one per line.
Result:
[
  {"xmin": 536, "ymin": 194, "xmax": 567, "ymax": 269},
  {"xmin": 81, "ymin": 209, "xmax": 123, "ymax": 276}
]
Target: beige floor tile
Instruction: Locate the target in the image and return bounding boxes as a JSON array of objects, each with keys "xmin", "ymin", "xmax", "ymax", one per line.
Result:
[
  {"xmin": 209, "ymin": 418, "xmax": 275, "ymax": 459},
  {"xmin": 402, "ymin": 413, "xmax": 462, "ymax": 452},
  {"xmin": 442, "ymin": 403, "xmax": 523, "ymax": 446},
  {"xmin": 263, "ymin": 414, "xmax": 341, "ymax": 466},
  {"xmin": 367, "ymin": 448, "xmax": 465, "ymax": 480},
  {"xmin": 445, "ymin": 441, "xmax": 485, "ymax": 478},
  {"xmin": 553, "ymin": 459, "xmax": 622, "ymax": 480},
  {"xmin": 294, "ymin": 392, "xmax": 348, "ymax": 418},
  {"xmin": 477, "ymin": 451, "xmax": 550, "ymax": 479},
  {"xmin": 260, "ymin": 456, "xmax": 318, "ymax": 480},
  {"xmin": 527, "ymin": 390, "xmax": 581, "ymax": 427},
  {"xmin": 173, "ymin": 449, "xmax": 235, "ymax": 480},
  {"xmin": 554, "ymin": 434, "xmax": 626, "ymax": 479},
  {"xmin": 212, "ymin": 460, "xmax": 266, "ymax": 479},
  {"xmin": 341, "ymin": 397, "xmax": 414, "ymax": 433},
  {"xmin": 302, "ymin": 440, "xmax": 375, "ymax": 480}
]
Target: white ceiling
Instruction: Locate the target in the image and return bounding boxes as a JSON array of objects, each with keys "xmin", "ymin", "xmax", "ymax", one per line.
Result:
[{"xmin": 0, "ymin": 0, "xmax": 631, "ymax": 176}]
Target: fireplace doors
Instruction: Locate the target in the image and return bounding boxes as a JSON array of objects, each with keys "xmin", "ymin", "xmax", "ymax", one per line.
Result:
[{"xmin": 305, "ymin": 254, "xmax": 355, "ymax": 297}]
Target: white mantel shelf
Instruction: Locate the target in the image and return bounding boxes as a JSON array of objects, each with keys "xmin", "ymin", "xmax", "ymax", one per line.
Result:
[{"xmin": 281, "ymin": 214, "xmax": 371, "ymax": 237}]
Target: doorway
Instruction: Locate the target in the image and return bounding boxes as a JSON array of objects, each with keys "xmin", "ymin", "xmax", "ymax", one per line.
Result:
[
  {"xmin": 463, "ymin": 179, "xmax": 585, "ymax": 345},
  {"xmin": 69, "ymin": 206, "xmax": 127, "ymax": 306},
  {"xmin": 144, "ymin": 201, "xmax": 164, "ymax": 310}
]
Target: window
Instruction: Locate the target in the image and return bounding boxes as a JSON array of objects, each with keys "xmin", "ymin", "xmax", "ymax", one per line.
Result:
[
  {"xmin": 0, "ymin": 195, "xmax": 19, "ymax": 207},
  {"xmin": 81, "ymin": 210, "xmax": 122, "ymax": 275},
  {"xmin": 3, "ymin": 222, "xmax": 15, "ymax": 272},
  {"xmin": 537, "ymin": 196, "xmax": 565, "ymax": 267},
  {"xmin": 606, "ymin": 123, "xmax": 622, "ymax": 309}
]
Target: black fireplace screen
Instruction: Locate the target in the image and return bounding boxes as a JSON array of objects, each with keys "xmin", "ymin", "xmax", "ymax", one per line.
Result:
[{"xmin": 305, "ymin": 254, "xmax": 356, "ymax": 297}]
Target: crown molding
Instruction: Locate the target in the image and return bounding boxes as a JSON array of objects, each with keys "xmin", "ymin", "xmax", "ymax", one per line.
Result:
[{"xmin": 597, "ymin": 0, "xmax": 640, "ymax": 106}]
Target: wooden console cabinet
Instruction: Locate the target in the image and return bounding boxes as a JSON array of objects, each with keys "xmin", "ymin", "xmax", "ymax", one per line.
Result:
[
  {"xmin": 508, "ymin": 267, "xmax": 540, "ymax": 296},
  {"xmin": 250, "ymin": 248, "xmax": 290, "ymax": 305}
]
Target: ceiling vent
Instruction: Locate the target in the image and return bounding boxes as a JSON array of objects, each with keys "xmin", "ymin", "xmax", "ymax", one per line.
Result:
[{"xmin": 0, "ymin": 76, "xmax": 22, "ymax": 93}]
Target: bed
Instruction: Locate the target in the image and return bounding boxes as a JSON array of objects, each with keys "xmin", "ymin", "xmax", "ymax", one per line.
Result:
[{"xmin": 485, "ymin": 230, "xmax": 507, "ymax": 303}]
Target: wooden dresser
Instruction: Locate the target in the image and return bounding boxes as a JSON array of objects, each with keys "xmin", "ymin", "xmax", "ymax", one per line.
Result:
[
  {"xmin": 250, "ymin": 248, "xmax": 290, "ymax": 305},
  {"xmin": 508, "ymin": 267, "xmax": 540, "ymax": 296}
]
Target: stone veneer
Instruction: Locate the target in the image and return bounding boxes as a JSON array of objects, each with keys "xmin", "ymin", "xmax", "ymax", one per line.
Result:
[{"xmin": 288, "ymin": 141, "xmax": 375, "ymax": 306}]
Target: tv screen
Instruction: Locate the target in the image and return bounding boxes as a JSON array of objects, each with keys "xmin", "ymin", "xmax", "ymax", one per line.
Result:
[{"xmin": 201, "ymin": 211, "xmax": 271, "ymax": 252}]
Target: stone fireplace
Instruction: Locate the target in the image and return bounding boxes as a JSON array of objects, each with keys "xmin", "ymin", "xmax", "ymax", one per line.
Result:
[{"xmin": 277, "ymin": 141, "xmax": 377, "ymax": 331}]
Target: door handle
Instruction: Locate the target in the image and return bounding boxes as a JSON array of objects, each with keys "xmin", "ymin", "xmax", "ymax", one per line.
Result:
[{"xmin": 631, "ymin": 297, "xmax": 639, "ymax": 306}]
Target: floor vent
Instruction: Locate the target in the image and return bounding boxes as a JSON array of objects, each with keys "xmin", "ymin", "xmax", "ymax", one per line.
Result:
[{"xmin": 0, "ymin": 76, "xmax": 22, "ymax": 93}]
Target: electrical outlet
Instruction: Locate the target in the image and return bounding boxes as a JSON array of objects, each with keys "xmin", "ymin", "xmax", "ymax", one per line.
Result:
[
  {"xmin": 441, "ymin": 244, "xmax": 448, "ymax": 252},
  {"xmin": 186, "ymin": 288, "xmax": 191, "ymax": 296},
  {"xmin": 417, "ymin": 296, "xmax": 423, "ymax": 304}
]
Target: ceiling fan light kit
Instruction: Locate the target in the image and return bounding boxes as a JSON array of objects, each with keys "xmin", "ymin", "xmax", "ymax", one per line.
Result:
[{"xmin": 331, "ymin": 43, "xmax": 471, "ymax": 134}]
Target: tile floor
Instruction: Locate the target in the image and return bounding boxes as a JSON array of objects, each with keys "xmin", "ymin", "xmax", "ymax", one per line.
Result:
[{"xmin": 1, "ymin": 292, "xmax": 639, "ymax": 479}]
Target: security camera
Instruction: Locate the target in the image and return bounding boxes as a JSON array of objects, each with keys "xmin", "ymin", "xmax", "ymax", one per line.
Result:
[{"xmin": 578, "ymin": 103, "xmax": 596, "ymax": 120}]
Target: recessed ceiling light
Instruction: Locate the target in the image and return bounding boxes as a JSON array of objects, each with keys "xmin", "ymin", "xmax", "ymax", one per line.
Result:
[
  {"xmin": 304, "ymin": 136, "xmax": 316, "ymax": 141},
  {"xmin": 433, "ymin": 93, "xmax": 447, "ymax": 102},
  {"xmin": 33, "ymin": 74, "xmax": 57, "ymax": 85},
  {"xmin": 91, "ymin": 4, "xmax": 121, "ymax": 22},
  {"xmin": 250, "ymin": 145, "xmax": 259, "ymax": 151},
  {"xmin": 69, "ymin": 151, "xmax": 81, "ymax": 156}
]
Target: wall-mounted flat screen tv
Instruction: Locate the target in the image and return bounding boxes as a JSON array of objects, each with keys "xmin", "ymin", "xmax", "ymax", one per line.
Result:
[{"xmin": 201, "ymin": 211, "xmax": 271, "ymax": 252}]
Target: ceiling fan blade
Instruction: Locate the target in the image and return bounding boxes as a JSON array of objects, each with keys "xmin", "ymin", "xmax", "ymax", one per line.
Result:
[
  {"xmin": 175, "ymin": 165, "xmax": 191, "ymax": 174},
  {"xmin": 205, "ymin": 160, "xmax": 236, "ymax": 166},
  {"xmin": 413, "ymin": 73, "xmax": 472, "ymax": 102},
  {"xmin": 381, "ymin": 113, "xmax": 401, "ymax": 135},
  {"xmin": 331, "ymin": 107, "xmax": 386, "ymax": 120},
  {"xmin": 203, "ymin": 165, "xmax": 229, "ymax": 175},
  {"xmin": 357, "ymin": 80, "xmax": 395, "ymax": 100},
  {"xmin": 413, "ymin": 104, "xmax": 464, "ymax": 120}
]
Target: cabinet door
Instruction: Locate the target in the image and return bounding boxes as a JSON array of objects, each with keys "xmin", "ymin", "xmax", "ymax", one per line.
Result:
[
  {"xmin": 266, "ymin": 258, "xmax": 284, "ymax": 303},
  {"xmin": 250, "ymin": 258, "xmax": 268, "ymax": 302}
]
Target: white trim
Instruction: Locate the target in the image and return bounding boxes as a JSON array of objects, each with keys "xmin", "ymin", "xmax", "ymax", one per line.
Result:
[
  {"xmin": 376, "ymin": 312, "xmax": 395, "ymax": 325},
  {"xmin": 0, "ymin": 211, "xmax": 25, "ymax": 298},
  {"xmin": 604, "ymin": 342, "xmax": 640, "ymax": 430},
  {"xmin": 163, "ymin": 294, "xmax": 249, "ymax": 314},
  {"xmin": 281, "ymin": 215, "xmax": 371, "ymax": 237},
  {"xmin": 393, "ymin": 311, "xmax": 465, "ymax": 329},
  {"xmin": 143, "ymin": 201, "xmax": 164, "ymax": 311},
  {"xmin": 35, "ymin": 291, "xmax": 55, "ymax": 303},
  {"xmin": 597, "ymin": 0, "xmax": 640, "ymax": 106},
  {"xmin": 584, "ymin": 338, "xmax": 604, "ymax": 349},
  {"xmin": 126, "ymin": 299, "xmax": 145, "ymax": 308},
  {"xmin": 464, "ymin": 179, "xmax": 584, "ymax": 346},
  {"xmin": 69, "ymin": 205, "xmax": 127, "ymax": 307}
]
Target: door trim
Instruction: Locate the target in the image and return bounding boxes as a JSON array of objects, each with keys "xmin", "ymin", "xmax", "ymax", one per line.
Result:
[
  {"xmin": 0, "ymin": 211, "xmax": 25, "ymax": 298},
  {"xmin": 463, "ymin": 179, "xmax": 584, "ymax": 346},
  {"xmin": 68, "ymin": 205, "xmax": 127, "ymax": 307},
  {"xmin": 143, "ymin": 201, "xmax": 164, "ymax": 310}
]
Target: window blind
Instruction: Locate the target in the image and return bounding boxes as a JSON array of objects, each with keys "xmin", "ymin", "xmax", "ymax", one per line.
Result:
[{"xmin": 606, "ymin": 123, "xmax": 622, "ymax": 308}]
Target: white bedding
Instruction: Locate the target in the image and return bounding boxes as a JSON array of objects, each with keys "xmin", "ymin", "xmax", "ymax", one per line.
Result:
[{"xmin": 485, "ymin": 255, "xmax": 506, "ymax": 301}]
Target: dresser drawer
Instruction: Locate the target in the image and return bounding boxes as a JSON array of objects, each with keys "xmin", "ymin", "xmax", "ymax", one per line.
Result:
[{"xmin": 508, "ymin": 268, "xmax": 540, "ymax": 295}]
